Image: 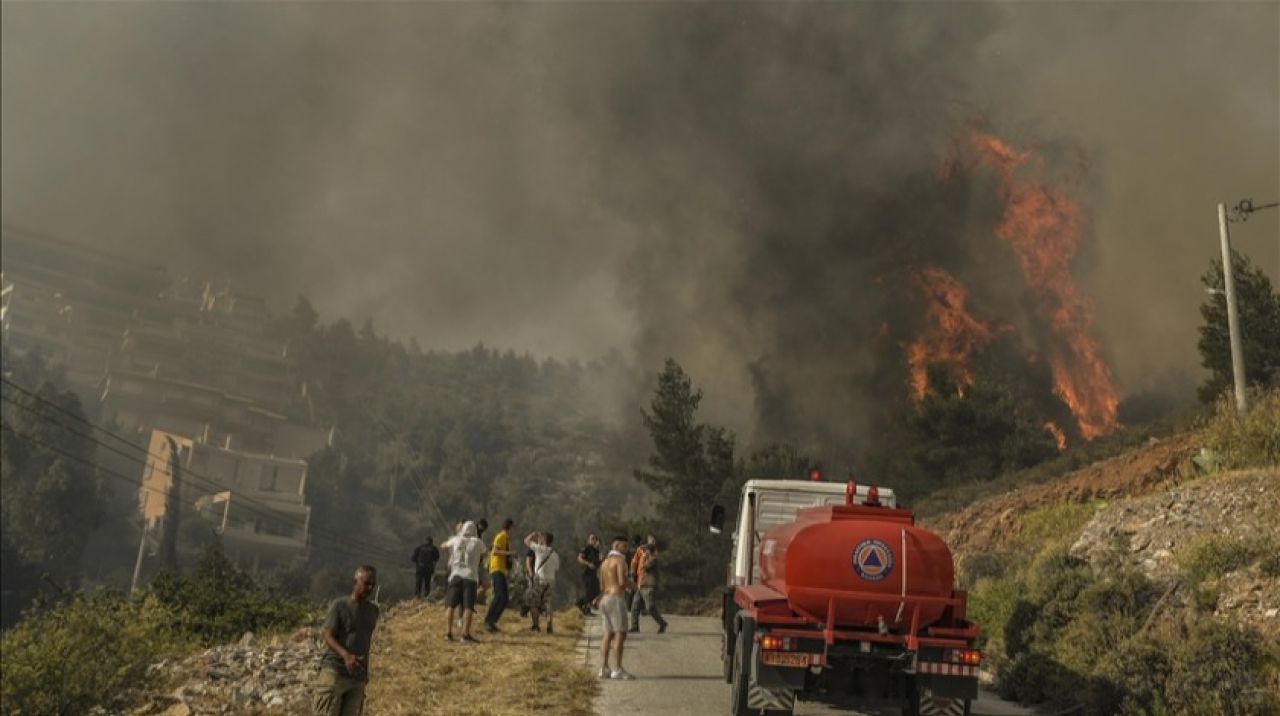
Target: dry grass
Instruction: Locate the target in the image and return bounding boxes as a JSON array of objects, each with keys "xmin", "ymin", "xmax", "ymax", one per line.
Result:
[{"xmin": 364, "ymin": 600, "xmax": 598, "ymax": 716}]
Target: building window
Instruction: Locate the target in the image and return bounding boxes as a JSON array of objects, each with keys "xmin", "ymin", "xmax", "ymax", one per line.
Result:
[{"xmin": 259, "ymin": 465, "xmax": 278, "ymax": 492}]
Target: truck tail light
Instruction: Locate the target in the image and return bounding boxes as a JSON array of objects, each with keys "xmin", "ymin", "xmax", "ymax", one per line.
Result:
[
  {"xmin": 948, "ymin": 649, "xmax": 981, "ymax": 666},
  {"xmin": 759, "ymin": 635, "xmax": 793, "ymax": 651}
]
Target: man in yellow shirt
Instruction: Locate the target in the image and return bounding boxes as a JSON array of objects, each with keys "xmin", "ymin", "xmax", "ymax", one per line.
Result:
[{"xmin": 483, "ymin": 518, "xmax": 515, "ymax": 632}]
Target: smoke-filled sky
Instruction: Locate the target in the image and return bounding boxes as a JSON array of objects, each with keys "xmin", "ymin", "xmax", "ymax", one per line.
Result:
[{"xmin": 3, "ymin": 1, "xmax": 1277, "ymax": 440}]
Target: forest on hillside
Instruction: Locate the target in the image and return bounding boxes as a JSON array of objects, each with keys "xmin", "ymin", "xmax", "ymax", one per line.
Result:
[{"xmin": 3, "ymin": 251, "xmax": 1278, "ymax": 623}]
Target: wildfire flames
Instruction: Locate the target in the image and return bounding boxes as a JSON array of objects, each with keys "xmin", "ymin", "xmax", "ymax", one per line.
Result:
[
  {"xmin": 906, "ymin": 267, "xmax": 1004, "ymax": 402},
  {"xmin": 968, "ymin": 132, "xmax": 1119, "ymax": 440},
  {"xmin": 1043, "ymin": 421, "xmax": 1067, "ymax": 451},
  {"xmin": 904, "ymin": 129, "xmax": 1120, "ymax": 443}
]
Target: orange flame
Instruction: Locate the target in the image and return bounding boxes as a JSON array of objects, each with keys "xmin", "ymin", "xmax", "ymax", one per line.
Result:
[
  {"xmin": 1043, "ymin": 420, "xmax": 1067, "ymax": 451},
  {"xmin": 968, "ymin": 132, "xmax": 1119, "ymax": 440},
  {"xmin": 906, "ymin": 267, "xmax": 1005, "ymax": 401}
]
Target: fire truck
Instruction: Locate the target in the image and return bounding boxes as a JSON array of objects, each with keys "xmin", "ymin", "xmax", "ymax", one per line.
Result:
[{"xmin": 709, "ymin": 476, "xmax": 981, "ymax": 716}]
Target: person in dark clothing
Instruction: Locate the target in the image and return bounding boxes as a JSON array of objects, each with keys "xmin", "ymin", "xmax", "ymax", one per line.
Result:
[
  {"xmin": 411, "ymin": 537, "xmax": 440, "ymax": 599},
  {"xmin": 575, "ymin": 533, "xmax": 602, "ymax": 616},
  {"xmin": 519, "ymin": 544, "xmax": 537, "ymax": 618},
  {"xmin": 313, "ymin": 565, "xmax": 380, "ymax": 716}
]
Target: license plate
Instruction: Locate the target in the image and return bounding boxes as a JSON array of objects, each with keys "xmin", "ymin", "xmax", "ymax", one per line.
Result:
[{"xmin": 762, "ymin": 651, "xmax": 809, "ymax": 668}]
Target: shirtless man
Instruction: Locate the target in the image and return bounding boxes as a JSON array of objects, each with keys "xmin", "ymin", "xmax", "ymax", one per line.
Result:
[{"xmin": 595, "ymin": 535, "xmax": 637, "ymax": 680}]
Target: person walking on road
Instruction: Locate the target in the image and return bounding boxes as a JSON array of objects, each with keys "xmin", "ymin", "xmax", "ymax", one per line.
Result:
[
  {"xmin": 597, "ymin": 536, "xmax": 637, "ymax": 681},
  {"xmin": 483, "ymin": 518, "xmax": 515, "ymax": 632},
  {"xmin": 313, "ymin": 565, "xmax": 380, "ymax": 716},
  {"xmin": 629, "ymin": 534, "xmax": 669, "ymax": 633},
  {"xmin": 524, "ymin": 531, "xmax": 562, "ymax": 634},
  {"xmin": 575, "ymin": 533, "xmax": 602, "ymax": 616},
  {"xmin": 443, "ymin": 520, "xmax": 487, "ymax": 643},
  {"xmin": 411, "ymin": 536, "xmax": 440, "ymax": 599}
]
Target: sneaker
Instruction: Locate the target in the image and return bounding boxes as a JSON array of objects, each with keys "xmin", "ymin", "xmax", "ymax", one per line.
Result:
[
  {"xmin": 530, "ymin": 625, "xmax": 542, "ymax": 633},
  {"xmin": 462, "ymin": 634, "xmax": 480, "ymax": 644},
  {"xmin": 484, "ymin": 622, "xmax": 500, "ymax": 633},
  {"xmin": 658, "ymin": 623, "xmax": 667, "ymax": 634},
  {"xmin": 611, "ymin": 668, "xmax": 635, "ymax": 681},
  {"xmin": 597, "ymin": 666, "xmax": 611, "ymax": 679},
  {"xmin": 444, "ymin": 634, "xmax": 455, "ymax": 642}
]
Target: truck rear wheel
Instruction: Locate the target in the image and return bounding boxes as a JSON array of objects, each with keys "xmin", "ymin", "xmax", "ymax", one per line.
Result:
[{"xmin": 730, "ymin": 620, "xmax": 753, "ymax": 716}]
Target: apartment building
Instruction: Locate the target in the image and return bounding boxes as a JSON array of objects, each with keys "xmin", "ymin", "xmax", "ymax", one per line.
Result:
[
  {"xmin": 0, "ymin": 227, "xmax": 169, "ymax": 393},
  {"xmin": 142, "ymin": 429, "xmax": 312, "ymax": 568}
]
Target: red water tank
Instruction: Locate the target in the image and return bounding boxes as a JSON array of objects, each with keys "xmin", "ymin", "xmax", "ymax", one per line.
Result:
[{"xmin": 758, "ymin": 503, "xmax": 956, "ymax": 630}]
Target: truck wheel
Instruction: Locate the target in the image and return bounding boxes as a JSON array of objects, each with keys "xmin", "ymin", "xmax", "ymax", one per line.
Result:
[
  {"xmin": 730, "ymin": 620, "xmax": 754, "ymax": 716},
  {"xmin": 722, "ymin": 626, "xmax": 735, "ymax": 683}
]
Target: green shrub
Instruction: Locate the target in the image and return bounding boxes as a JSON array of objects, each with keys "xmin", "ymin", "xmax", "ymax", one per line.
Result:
[
  {"xmin": 967, "ymin": 575, "xmax": 1021, "ymax": 652},
  {"xmin": 1090, "ymin": 633, "xmax": 1174, "ymax": 716},
  {"xmin": 1018, "ymin": 502, "xmax": 1104, "ymax": 551},
  {"xmin": 1175, "ymin": 534, "xmax": 1261, "ymax": 587},
  {"xmin": 1260, "ymin": 551, "xmax": 1280, "ymax": 578},
  {"xmin": 1201, "ymin": 389, "xmax": 1280, "ymax": 469},
  {"xmin": 957, "ymin": 551, "xmax": 1016, "ymax": 587},
  {"xmin": 0, "ymin": 591, "xmax": 185, "ymax": 715},
  {"xmin": 1162, "ymin": 620, "xmax": 1274, "ymax": 715},
  {"xmin": 147, "ymin": 546, "xmax": 315, "ymax": 645}
]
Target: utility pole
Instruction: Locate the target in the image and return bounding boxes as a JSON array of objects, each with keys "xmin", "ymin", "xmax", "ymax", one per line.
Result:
[
  {"xmin": 1217, "ymin": 202, "xmax": 1248, "ymax": 415},
  {"xmin": 159, "ymin": 436, "xmax": 182, "ymax": 570},
  {"xmin": 130, "ymin": 513, "xmax": 149, "ymax": 594}
]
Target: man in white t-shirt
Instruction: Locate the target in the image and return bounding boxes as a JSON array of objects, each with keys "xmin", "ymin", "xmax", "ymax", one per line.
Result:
[
  {"xmin": 442, "ymin": 521, "xmax": 487, "ymax": 643},
  {"xmin": 523, "ymin": 531, "xmax": 561, "ymax": 634}
]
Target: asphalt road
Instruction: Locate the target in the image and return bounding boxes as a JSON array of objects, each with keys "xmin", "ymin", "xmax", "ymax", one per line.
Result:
[{"xmin": 580, "ymin": 615, "xmax": 1032, "ymax": 716}]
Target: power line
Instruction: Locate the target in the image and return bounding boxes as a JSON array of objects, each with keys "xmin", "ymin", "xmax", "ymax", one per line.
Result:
[
  {"xmin": 0, "ymin": 387, "xmax": 407, "ymax": 563},
  {"xmin": 1, "ymin": 421, "xmax": 400, "ymax": 565},
  {"xmin": 0, "ymin": 379, "xmax": 409, "ymax": 559},
  {"xmin": 2, "ymin": 375, "xmax": 461, "ymax": 559}
]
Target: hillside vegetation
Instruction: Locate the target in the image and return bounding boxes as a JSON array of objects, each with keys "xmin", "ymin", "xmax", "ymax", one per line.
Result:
[{"xmin": 930, "ymin": 390, "xmax": 1280, "ymax": 715}]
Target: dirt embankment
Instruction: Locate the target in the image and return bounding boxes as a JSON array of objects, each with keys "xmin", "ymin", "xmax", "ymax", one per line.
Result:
[{"xmin": 925, "ymin": 431, "xmax": 1199, "ymax": 557}]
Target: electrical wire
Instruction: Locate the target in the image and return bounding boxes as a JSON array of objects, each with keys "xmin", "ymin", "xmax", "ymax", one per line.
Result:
[
  {"xmin": 0, "ymin": 384, "xmax": 410, "ymax": 563},
  {"xmin": 1, "ymin": 420, "xmax": 401, "ymax": 565}
]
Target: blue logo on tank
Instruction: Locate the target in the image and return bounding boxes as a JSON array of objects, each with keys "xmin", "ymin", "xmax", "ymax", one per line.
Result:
[{"xmin": 852, "ymin": 539, "xmax": 894, "ymax": 582}]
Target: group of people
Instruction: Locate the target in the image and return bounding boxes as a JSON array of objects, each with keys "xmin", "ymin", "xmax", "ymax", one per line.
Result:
[
  {"xmin": 431, "ymin": 517, "xmax": 563, "ymax": 641},
  {"xmin": 311, "ymin": 523, "xmax": 668, "ymax": 715}
]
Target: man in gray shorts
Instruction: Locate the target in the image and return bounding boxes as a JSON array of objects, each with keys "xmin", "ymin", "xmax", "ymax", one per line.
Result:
[{"xmin": 596, "ymin": 536, "xmax": 637, "ymax": 680}]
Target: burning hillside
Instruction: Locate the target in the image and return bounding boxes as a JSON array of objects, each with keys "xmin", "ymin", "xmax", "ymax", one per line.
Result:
[{"xmin": 904, "ymin": 130, "xmax": 1120, "ymax": 447}]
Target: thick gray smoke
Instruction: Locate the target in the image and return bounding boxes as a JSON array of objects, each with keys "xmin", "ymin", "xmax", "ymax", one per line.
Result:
[{"xmin": 3, "ymin": 3, "xmax": 1277, "ymax": 455}]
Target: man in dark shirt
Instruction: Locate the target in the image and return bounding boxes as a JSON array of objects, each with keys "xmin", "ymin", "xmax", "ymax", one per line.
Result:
[
  {"xmin": 313, "ymin": 565, "xmax": 380, "ymax": 716},
  {"xmin": 575, "ymin": 533, "xmax": 602, "ymax": 616},
  {"xmin": 411, "ymin": 537, "xmax": 440, "ymax": 599}
]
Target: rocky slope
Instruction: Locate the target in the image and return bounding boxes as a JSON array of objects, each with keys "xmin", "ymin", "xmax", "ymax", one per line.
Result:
[{"xmin": 1070, "ymin": 469, "xmax": 1279, "ymax": 641}]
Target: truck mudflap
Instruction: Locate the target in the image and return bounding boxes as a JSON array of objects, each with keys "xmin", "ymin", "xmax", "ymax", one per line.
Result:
[
  {"xmin": 747, "ymin": 682, "xmax": 796, "ymax": 713},
  {"xmin": 915, "ymin": 685, "xmax": 971, "ymax": 716}
]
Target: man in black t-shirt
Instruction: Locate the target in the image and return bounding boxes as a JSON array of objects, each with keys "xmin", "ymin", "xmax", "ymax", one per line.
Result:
[
  {"xmin": 411, "ymin": 537, "xmax": 440, "ymax": 599},
  {"xmin": 575, "ymin": 533, "xmax": 602, "ymax": 616},
  {"xmin": 313, "ymin": 565, "xmax": 380, "ymax": 716}
]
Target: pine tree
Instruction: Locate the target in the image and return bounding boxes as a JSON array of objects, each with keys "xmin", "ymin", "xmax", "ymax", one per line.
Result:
[{"xmin": 1198, "ymin": 251, "xmax": 1280, "ymax": 402}]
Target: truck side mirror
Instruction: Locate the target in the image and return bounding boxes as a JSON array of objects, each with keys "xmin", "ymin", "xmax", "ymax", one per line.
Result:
[{"xmin": 709, "ymin": 505, "xmax": 726, "ymax": 534}]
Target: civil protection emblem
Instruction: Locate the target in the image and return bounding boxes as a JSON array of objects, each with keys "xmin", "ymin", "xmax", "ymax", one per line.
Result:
[{"xmin": 852, "ymin": 539, "xmax": 894, "ymax": 581}]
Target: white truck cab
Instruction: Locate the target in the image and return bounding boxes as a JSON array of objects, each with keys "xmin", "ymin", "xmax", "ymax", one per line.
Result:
[{"xmin": 718, "ymin": 479, "xmax": 897, "ymax": 586}]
